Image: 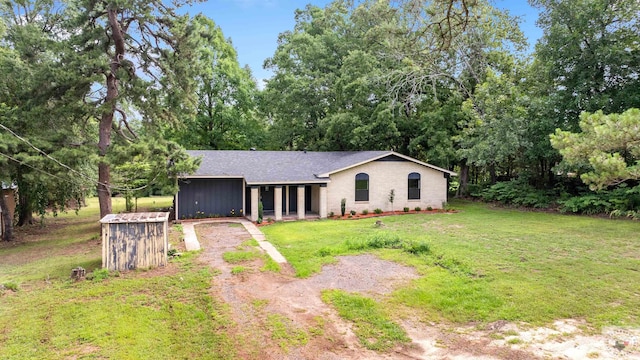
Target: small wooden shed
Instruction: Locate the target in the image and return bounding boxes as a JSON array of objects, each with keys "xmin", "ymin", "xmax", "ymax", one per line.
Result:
[{"xmin": 100, "ymin": 212, "xmax": 169, "ymax": 271}]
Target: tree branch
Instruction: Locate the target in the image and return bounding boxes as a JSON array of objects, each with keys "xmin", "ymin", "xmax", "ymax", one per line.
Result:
[{"xmin": 115, "ymin": 108, "xmax": 138, "ymax": 140}]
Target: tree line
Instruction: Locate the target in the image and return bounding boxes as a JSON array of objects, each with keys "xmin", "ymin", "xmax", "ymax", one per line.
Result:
[{"xmin": 1, "ymin": 0, "xmax": 639, "ymax": 240}]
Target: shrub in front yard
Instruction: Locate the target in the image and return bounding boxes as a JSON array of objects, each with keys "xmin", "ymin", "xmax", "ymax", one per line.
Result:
[
  {"xmin": 403, "ymin": 241, "xmax": 431, "ymax": 255},
  {"xmin": 558, "ymin": 185, "xmax": 640, "ymax": 216},
  {"xmin": 87, "ymin": 268, "xmax": 110, "ymax": 281},
  {"xmin": 340, "ymin": 198, "xmax": 346, "ymax": 216},
  {"xmin": 403, "ymin": 207, "xmax": 409, "ymax": 212},
  {"xmin": 350, "ymin": 210, "xmax": 356, "ymax": 216},
  {"xmin": 316, "ymin": 247, "xmax": 335, "ymax": 257},
  {"xmin": 367, "ymin": 233, "xmax": 402, "ymax": 249},
  {"xmin": 346, "ymin": 232, "xmax": 403, "ymax": 251},
  {"xmin": 414, "ymin": 206, "xmax": 421, "ymax": 211},
  {"xmin": 477, "ymin": 180, "xmax": 552, "ymax": 208},
  {"xmin": 361, "ymin": 209, "xmax": 369, "ymax": 215},
  {"xmin": 1, "ymin": 281, "xmax": 18, "ymax": 292},
  {"xmin": 373, "ymin": 208, "xmax": 383, "ymax": 214}
]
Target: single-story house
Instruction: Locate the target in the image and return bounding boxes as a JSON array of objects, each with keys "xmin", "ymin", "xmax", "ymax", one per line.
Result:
[
  {"xmin": 0, "ymin": 185, "xmax": 16, "ymax": 237},
  {"xmin": 175, "ymin": 150, "xmax": 456, "ymax": 221}
]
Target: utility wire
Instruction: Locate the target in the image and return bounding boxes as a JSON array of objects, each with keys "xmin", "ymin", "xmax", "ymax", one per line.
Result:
[
  {"xmin": 0, "ymin": 151, "xmax": 72, "ymax": 184},
  {"xmin": 0, "ymin": 122, "xmax": 168, "ymax": 192},
  {"xmin": 0, "ymin": 121, "xmax": 107, "ymax": 187}
]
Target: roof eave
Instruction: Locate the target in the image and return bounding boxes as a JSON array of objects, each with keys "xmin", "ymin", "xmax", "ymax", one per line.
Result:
[
  {"xmin": 389, "ymin": 152, "xmax": 458, "ymax": 176},
  {"xmin": 317, "ymin": 151, "xmax": 394, "ymax": 177},
  {"xmin": 245, "ymin": 179, "xmax": 330, "ymax": 186},
  {"xmin": 179, "ymin": 175, "xmax": 244, "ymax": 179},
  {"xmin": 178, "ymin": 176, "xmax": 330, "ymax": 185},
  {"xmin": 319, "ymin": 151, "xmax": 457, "ymax": 177}
]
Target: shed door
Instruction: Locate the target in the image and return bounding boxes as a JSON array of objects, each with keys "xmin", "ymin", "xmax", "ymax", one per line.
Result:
[{"xmin": 108, "ymin": 223, "xmax": 138, "ymax": 271}]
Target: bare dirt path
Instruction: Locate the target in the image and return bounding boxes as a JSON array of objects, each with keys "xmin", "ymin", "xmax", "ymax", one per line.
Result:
[{"xmin": 195, "ymin": 223, "xmax": 638, "ymax": 360}]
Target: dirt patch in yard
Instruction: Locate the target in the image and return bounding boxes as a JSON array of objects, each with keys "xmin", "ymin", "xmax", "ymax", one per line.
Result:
[
  {"xmin": 0, "ymin": 219, "xmax": 101, "ymax": 266},
  {"xmin": 195, "ymin": 223, "xmax": 639, "ymax": 360},
  {"xmin": 197, "ymin": 223, "xmax": 421, "ymax": 359}
]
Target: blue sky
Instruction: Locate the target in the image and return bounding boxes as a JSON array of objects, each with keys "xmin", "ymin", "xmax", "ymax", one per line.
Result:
[{"xmin": 184, "ymin": 0, "xmax": 543, "ymax": 86}]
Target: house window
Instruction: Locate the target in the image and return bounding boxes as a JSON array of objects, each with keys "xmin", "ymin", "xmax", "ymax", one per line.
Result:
[
  {"xmin": 408, "ymin": 172, "xmax": 420, "ymax": 200},
  {"xmin": 355, "ymin": 173, "xmax": 369, "ymax": 201}
]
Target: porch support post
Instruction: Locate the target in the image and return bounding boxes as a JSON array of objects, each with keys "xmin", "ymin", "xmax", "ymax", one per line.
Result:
[
  {"xmin": 174, "ymin": 193, "xmax": 179, "ymax": 221},
  {"xmin": 242, "ymin": 179, "xmax": 246, "ymax": 216},
  {"xmin": 250, "ymin": 186, "xmax": 259, "ymax": 222},
  {"xmin": 319, "ymin": 184, "xmax": 328, "ymax": 219},
  {"xmin": 285, "ymin": 186, "xmax": 290, "ymax": 215},
  {"xmin": 274, "ymin": 186, "xmax": 283, "ymax": 221},
  {"xmin": 297, "ymin": 185, "xmax": 305, "ymax": 220}
]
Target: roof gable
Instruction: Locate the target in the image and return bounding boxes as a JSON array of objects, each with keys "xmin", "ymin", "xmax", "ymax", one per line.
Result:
[{"xmin": 316, "ymin": 152, "xmax": 456, "ymax": 177}]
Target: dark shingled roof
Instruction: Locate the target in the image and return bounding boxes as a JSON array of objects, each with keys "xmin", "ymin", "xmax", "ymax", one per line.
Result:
[{"xmin": 185, "ymin": 150, "xmax": 455, "ymax": 184}]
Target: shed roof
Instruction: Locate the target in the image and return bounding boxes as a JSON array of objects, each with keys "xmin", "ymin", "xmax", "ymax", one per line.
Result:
[
  {"xmin": 184, "ymin": 150, "xmax": 456, "ymax": 184},
  {"xmin": 100, "ymin": 212, "xmax": 169, "ymax": 224}
]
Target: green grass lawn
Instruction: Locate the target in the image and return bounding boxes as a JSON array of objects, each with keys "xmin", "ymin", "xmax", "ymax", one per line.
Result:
[
  {"xmin": 0, "ymin": 196, "xmax": 236, "ymax": 360},
  {"xmin": 0, "ymin": 196, "xmax": 173, "ymax": 286},
  {"xmin": 2, "ymin": 198, "xmax": 639, "ymax": 358},
  {"xmin": 262, "ymin": 200, "xmax": 640, "ymax": 329}
]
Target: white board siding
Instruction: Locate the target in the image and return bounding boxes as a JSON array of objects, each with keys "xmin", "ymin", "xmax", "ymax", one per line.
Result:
[{"xmin": 326, "ymin": 160, "xmax": 448, "ymax": 214}]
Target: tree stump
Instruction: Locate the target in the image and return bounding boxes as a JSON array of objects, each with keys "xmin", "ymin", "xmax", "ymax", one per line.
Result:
[{"xmin": 71, "ymin": 267, "xmax": 86, "ymax": 280}]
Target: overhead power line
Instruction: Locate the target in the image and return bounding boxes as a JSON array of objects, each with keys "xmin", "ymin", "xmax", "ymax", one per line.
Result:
[
  {"xmin": 0, "ymin": 122, "xmax": 164, "ymax": 192},
  {"xmin": 0, "ymin": 121, "xmax": 103, "ymax": 186},
  {"xmin": 0, "ymin": 151, "xmax": 72, "ymax": 184}
]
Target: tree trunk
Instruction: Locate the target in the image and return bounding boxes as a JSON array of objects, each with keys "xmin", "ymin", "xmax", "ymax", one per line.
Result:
[
  {"xmin": 15, "ymin": 169, "xmax": 33, "ymax": 226},
  {"xmin": 97, "ymin": 7, "xmax": 125, "ymax": 219},
  {"xmin": 97, "ymin": 162, "xmax": 112, "ymax": 218},
  {"xmin": 16, "ymin": 187, "xmax": 33, "ymax": 226},
  {"xmin": 97, "ymin": 74, "xmax": 115, "ymax": 218},
  {"xmin": 489, "ymin": 164, "xmax": 497, "ymax": 184},
  {"xmin": 547, "ymin": 161, "xmax": 556, "ymax": 188},
  {"xmin": 0, "ymin": 193, "xmax": 13, "ymax": 241},
  {"xmin": 457, "ymin": 160, "xmax": 469, "ymax": 197}
]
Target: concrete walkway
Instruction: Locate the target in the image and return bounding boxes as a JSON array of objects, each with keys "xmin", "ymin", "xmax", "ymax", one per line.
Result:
[{"xmin": 180, "ymin": 219, "xmax": 288, "ymax": 264}]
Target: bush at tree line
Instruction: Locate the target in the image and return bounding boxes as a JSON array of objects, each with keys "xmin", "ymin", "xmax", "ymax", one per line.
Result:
[{"xmin": 474, "ymin": 179, "xmax": 640, "ymax": 219}]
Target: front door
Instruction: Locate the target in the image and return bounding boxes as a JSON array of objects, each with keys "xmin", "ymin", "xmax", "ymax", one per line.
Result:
[{"xmin": 260, "ymin": 186, "xmax": 275, "ymax": 211}]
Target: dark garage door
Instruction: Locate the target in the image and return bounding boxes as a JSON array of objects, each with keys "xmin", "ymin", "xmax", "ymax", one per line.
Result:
[{"xmin": 177, "ymin": 178, "xmax": 243, "ymax": 219}]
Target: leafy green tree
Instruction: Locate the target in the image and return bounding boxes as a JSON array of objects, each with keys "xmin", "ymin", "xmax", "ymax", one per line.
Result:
[
  {"xmin": 0, "ymin": 0, "xmax": 94, "ymax": 231},
  {"xmin": 67, "ymin": 0, "xmax": 207, "ymax": 218},
  {"xmin": 404, "ymin": 89, "xmax": 466, "ymax": 169},
  {"xmin": 1, "ymin": 0, "xmax": 202, "ymax": 226},
  {"xmin": 166, "ymin": 15, "xmax": 265, "ymax": 150},
  {"xmin": 262, "ymin": 0, "xmax": 525, "ymax": 190},
  {"xmin": 263, "ymin": 2, "xmax": 352, "ymax": 150},
  {"xmin": 532, "ymin": 0, "xmax": 640, "ymax": 130},
  {"xmin": 110, "ymin": 136, "xmax": 200, "ymax": 211},
  {"xmin": 380, "ymin": 0, "xmax": 526, "ymax": 101},
  {"xmin": 550, "ymin": 108, "xmax": 640, "ymax": 190},
  {"xmin": 263, "ymin": 1, "xmax": 434, "ymax": 154},
  {"xmin": 523, "ymin": 0, "xmax": 640, "ymax": 190},
  {"xmin": 458, "ymin": 68, "xmax": 531, "ymax": 183}
]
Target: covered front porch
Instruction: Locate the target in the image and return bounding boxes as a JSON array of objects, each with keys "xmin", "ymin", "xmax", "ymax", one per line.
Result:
[{"xmin": 245, "ymin": 183, "xmax": 327, "ymax": 222}]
